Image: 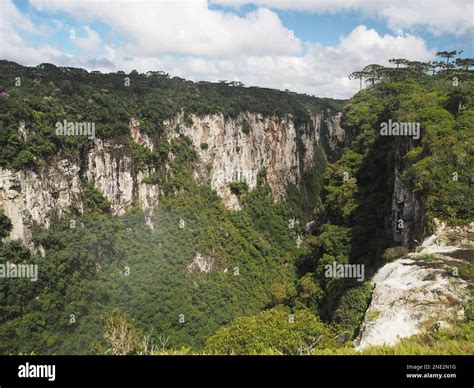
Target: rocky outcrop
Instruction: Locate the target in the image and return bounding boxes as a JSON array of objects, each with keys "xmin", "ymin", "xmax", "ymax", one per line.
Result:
[
  {"xmin": 0, "ymin": 161, "xmax": 83, "ymax": 249},
  {"xmin": 0, "ymin": 122, "xmax": 161, "ymax": 246},
  {"xmin": 355, "ymin": 221, "xmax": 473, "ymax": 350},
  {"xmin": 391, "ymin": 167, "xmax": 421, "ymax": 246},
  {"xmin": 129, "ymin": 118, "xmax": 154, "ymax": 150},
  {"xmin": 85, "ymin": 139, "xmax": 159, "ymax": 215},
  {"xmin": 166, "ymin": 111, "xmax": 342, "ymax": 209},
  {"xmin": 187, "ymin": 252, "xmax": 216, "ymax": 275},
  {"xmin": 390, "ymin": 139, "xmax": 423, "ymax": 247},
  {"xmin": 0, "ymin": 108, "xmax": 344, "ymax": 245},
  {"xmin": 324, "ymin": 112, "xmax": 345, "ymax": 152}
]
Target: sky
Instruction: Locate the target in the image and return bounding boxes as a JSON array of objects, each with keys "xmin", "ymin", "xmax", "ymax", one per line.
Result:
[{"xmin": 1, "ymin": 0, "xmax": 473, "ymax": 98}]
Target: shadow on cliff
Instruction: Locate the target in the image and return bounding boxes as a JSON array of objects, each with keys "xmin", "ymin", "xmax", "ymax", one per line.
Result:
[{"xmin": 349, "ymin": 134, "xmax": 398, "ymax": 276}]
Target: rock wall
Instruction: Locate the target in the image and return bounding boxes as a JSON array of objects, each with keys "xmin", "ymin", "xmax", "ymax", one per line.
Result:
[
  {"xmin": 85, "ymin": 138, "xmax": 159, "ymax": 215},
  {"xmin": 165, "ymin": 111, "xmax": 341, "ymax": 209},
  {"xmin": 0, "ymin": 160, "xmax": 83, "ymax": 249},
  {"xmin": 355, "ymin": 221, "xmax": 473, "ymax": 350},
  {"xmin": 391, "ymin": 139, "xmax": 423, "ymax": 247},
  {"xmin": 0, "ymin": 109, "xmax": 343, "ymax": 245}
]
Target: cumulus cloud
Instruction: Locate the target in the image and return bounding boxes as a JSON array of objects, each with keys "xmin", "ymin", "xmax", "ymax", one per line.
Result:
[
  {"xmin": 30, "ymin": 0, "xmax": 302, "ymax": 57},
  {"xmin": 213, "ymin": 0, "xmax": 474, "ymax": 37},
  {"xmin": 1, "ymin": 0, "xmax": 435, "ymax": 98},
  {"xmin": 95, "ymin": 25, "xmax": 434, "ymax": 98},
  {"xmin": 73, "ymin": 26, "xmax": 102, "ymax": 52},
  {"xmin": 0, "ymin": 0, "xmax": 74, "ymax": 66}
]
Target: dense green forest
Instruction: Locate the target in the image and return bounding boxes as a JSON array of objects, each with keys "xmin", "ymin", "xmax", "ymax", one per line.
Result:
[
  {"xmin": 0, "ymin": 54, "xmax": 472, "ymax": 355},
  {"xmin": 0, "ymin": 59, "xmax": 343, "ymax": 170}
]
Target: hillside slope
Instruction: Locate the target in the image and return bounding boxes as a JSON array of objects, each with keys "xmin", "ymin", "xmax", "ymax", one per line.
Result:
[
  {"xmin": 0, "ymin": 61, "xmax": 345, "ymax": 353},
  {"xmin": 0, "ymin": 60, "xmax": 472, "ymax": 355}
]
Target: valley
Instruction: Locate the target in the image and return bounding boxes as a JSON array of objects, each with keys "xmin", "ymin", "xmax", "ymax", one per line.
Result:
[{"xmin": 0, "ymin": 57, "xmax": 472, "ymax": 355}]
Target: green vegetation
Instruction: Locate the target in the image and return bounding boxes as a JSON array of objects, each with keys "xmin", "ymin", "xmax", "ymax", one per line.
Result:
[
  {"xmin": 0, "ymin": 210, "xmax": 12, "ymax": 240},
  {"xmin": 241, "ymin": 118, "xmax": 251, "ymax": 135},
  {"xmin": 312, "ymin": 321, "xmax": 474, "ymax": 355},
  {"xmin": 82, "ymin": 181, "xmax": 111, "ymax": 213},
  {"xmin": 0, "ymin": 54, "xmax": 472, "ymax": 355},
  {"xmin": 229, "ymin": 181, "xmax": 248, "ymax": 196},
  {"xmin": 205, "ymin": 306, "xmax": 336, "ymax": 355},
  {"xmin": 0, "ymin": 60, "xmax": 343, "ymax": 170},
  {"xmin": 97, "ymin": 307, "xmax": 473, "ymax": 356},
  {"xmin": 292, "ymin": 51, "xmax": 473, "ymax": 349},
  {"xmin": 0, "ymin": 167, "xmax": 301, "ymax": 353}
]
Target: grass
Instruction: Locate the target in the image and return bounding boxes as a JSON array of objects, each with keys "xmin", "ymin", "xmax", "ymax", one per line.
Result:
[
  {"xmin": 311, "ymin": 320, "xmax": 473, "ymax": 355},
  {"xmin": 366, "ymin": 310, "xmax": 381, "ymax": 322}
]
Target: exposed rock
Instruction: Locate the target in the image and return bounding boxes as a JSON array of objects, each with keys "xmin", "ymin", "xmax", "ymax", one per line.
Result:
[
  {"xmin": 305, "ymin": 220, "xmax": 317, "ymax": 233},
  {"xmin": 167, "ymin": 111, "xmax": 343, "ymax": 209},
  {"xmin": 129, "ymin": 118, "xmax": 154, "ymax": 150},
  {"xmin": 18, "ymin": 120, "xmax": 27, "ymax": 142},
  {"xmin": 296, "ymin": 235, "xmax": 303, "ymax": 247},
  {"xmin": 0, "ymin": 135, "xmax": 161, "ymax": 247},
  {"xmin": 325, "ymin": 112, "xmax": 345, "ymax": 151},
  {"xmin": 390, "ymin": 139, "xmax": 423, "ymax": 247},
  {"xmin": 187, "ymin": 252, "xmax": 215, "ymax": 275},
  {"xmin": 355, "ymin": 222, "xmax": 472, "ymax": 350},
  {"xmin": 1, "ymin": 109, "xmax": 344, "ymax": 246},
  {"xmin": 0, "ymin": 161, "xmax": 83, "ymax": 249},
  {"xmin": 381, "ymin": 246, "xmax": 409, "ymax": 261},
  {"xmin": 355, "ymin": 256, "xmax": 467, "ymax": 350},
  {"xmin": 419, "ymin": 218, "xmax": 474, "ymax": 254},
  {"xmin": 391, "ymin": 165, "xmax": 421, "ymax": 247},
  {"xmin": 85, "ymin": 139, "xmax": 159, "ymax": 215}
]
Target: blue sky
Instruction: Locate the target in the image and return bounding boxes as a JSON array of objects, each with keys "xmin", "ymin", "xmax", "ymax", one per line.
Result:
[{"xmin": 1, "ymin": 0, "xmax": 473, "ymax": 98}]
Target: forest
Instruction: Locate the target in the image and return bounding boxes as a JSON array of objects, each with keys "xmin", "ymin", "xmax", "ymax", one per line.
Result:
[{"xmin": 0, "ymin": 50, "xmax": 472, "ymax": 355}]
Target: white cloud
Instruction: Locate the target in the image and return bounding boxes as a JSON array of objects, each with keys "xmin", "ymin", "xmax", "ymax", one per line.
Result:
[
  {"xmin": 73, "ymin": 26, "xmax": 102, "ymax": 52},
  {"xmin": 213, "ymin": 0, "xmax": 474, "ymax": 37},
  {"xmin": 30, "ymin": 0, "xmax": 302, "ymax": 57},
  {"xmin": 0, "ymin": 0, "xmax": 74, "ymax": 66},
  {"xmin": 1, "ymin": 1, "xmax": 435, "ymax": 98},
  {"xmin": 96, "ymin": 25, "xmax": 434, "ymax": 99}
]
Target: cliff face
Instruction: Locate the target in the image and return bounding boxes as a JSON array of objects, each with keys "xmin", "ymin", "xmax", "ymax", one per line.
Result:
[
  {"xmin": 0, "ymin": 110, "xmax": 344, "ymax": 246},
  {"xmin": 355, "ymin": 221, "xmax": 472, "ymax": 350},
  {"xmin": 165, "ymin": 111, "xmax": 342, "ymax": 210},
  {"xmin": 0, "ymin": 161, "xmax": 83, "ymax": 249},
  {"xmin": 390, "ymin": 139, "xmax": 423, "ymax": 248},
  {"xmin": 85, "ymin": 138, "xmax": 160, "ymax": 215}
]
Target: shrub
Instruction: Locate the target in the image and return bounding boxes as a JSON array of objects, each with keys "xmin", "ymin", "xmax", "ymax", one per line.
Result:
[
  {"xmin": 382, "ymin": 246, "xmax": 409, "ymax": 262},
  {"xmin": 241, "ymin": 119, "xmax": 251, "ymax": 135},
  {"xmin": 0, "ymin": 209, "xmax": 12, "ymax": 239},
  {"xmin": 82, "ymin": 181, "xmax": 111, "ymax": 213},
  {"xmin": 205, "ymin": 307, "xmax": 336, "ymax": 355},
  {"xmin": 332, "ymin": 281, "xmax": 373, "ymax": 340},
  {"xmin": 229, "ymin": 181, "xmax": 248, "ymax": 196}
]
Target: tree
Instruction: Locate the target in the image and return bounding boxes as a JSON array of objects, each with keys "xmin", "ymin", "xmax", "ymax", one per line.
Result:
[
  {"xmin": 429, "ymin": 61, "xmax": 444, "ymax": 75},
  {"xmin": 332, "ymin": 281, "xmax": 373, "ymax": 340},
  {"xmin": 406, "ymin": 61, "xmax": 430, "ymax": 78},
  {"xmin": 102, "ymin": 310, "xmax": 156, "ymax": 355},
  {"xmin": 436, "ymin": 50, "xmax": 463, "ymax": 67},
  {"xmin": 388, "ymin": 58, "xmax": 408, "ymax": 69},
  {"xmin": 0, "ymin": 210, "xmax": 12, "ymax": 240},
  {"xmin": 205, "ymin": 307, "xmax": 336, "ymax": 355},
  {"xmin": 296, "ymin": 273, "xmax": 323, "ymax": 311},
  {"xmin": 455, "ymin": 58, "xmax": 474, "ymax": 71},
  {"xmin": 362, "ymin": 64, "xmax": 385, "ymax": 86},
  {"xmin": 349, "ymin": 71, "xmax": 367, "ymax": 90}
]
